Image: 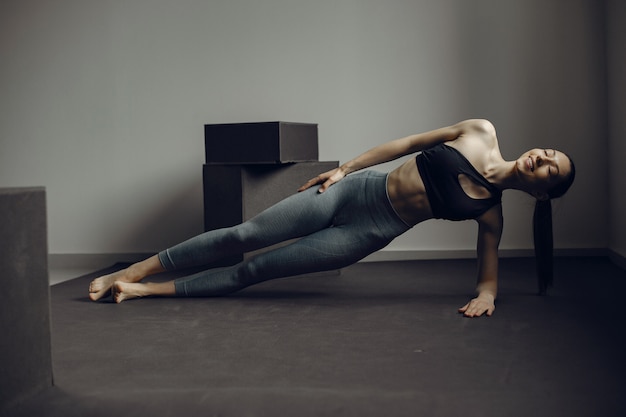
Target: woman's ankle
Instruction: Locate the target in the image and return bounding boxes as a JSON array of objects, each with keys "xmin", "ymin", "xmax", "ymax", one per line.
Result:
[{"xmin": 127, "ymin": 255, "xmax": 166, "ymax": 282}]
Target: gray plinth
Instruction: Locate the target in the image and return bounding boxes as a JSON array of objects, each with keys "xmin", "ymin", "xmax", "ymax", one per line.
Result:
[
  {"xmin": 203, "ymin": 161, "xmax": 338, "ymax": 267},
  {"xmin": 205, "ymin": 122, "xmax": 319, "ymax": 164},
  {"xmin": 0, "ymin": 188, "xmax": 51, "ymax": 409}
]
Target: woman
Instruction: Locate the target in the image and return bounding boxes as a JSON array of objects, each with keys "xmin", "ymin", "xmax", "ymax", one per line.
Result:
[{"xmin": 88, "ymin": 119, "xmax": 575, "ymax": 317}]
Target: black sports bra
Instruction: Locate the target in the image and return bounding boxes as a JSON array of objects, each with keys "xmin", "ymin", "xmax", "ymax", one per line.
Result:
[{"xmin": 415, "ymin": 144, "xmax": 502, "ymax": 221}]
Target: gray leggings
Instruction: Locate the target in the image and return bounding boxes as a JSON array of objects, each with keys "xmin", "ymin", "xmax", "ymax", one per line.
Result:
[{"xmin": 158, "ymin": 170, "xmax": 411, "ymax": 297}]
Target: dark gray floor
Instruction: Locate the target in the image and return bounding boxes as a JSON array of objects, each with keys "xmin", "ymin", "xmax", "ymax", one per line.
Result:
[{"xmin": 4, "ymin": 257, "xmax": 626, "ymax": 417}]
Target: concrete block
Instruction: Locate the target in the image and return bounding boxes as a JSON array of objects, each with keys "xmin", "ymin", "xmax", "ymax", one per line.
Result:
[
  {"xmin": 203, "ymin": 161, "xmax": 338, "ymax": 266},
  {"xmin": 0, "ymin": 188, "xmax": 51, "ymax": 409},
  {"xmin": 205, "ymin": 122, "xmax": 318, "ymax": 164}
]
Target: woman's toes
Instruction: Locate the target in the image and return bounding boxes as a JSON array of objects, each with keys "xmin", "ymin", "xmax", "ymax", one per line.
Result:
[
  {"xmin": 112, "ymin": 281, "xmax": 137, "ymax": 304},
  {"xmin": 87, "ymin": 270, "xmax": 130, "ymax": 302}
]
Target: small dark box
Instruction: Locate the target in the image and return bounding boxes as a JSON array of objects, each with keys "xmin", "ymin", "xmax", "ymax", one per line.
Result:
[{"xmin": 205, "ymin": 121, "xmax": 319, "ymax": 164}]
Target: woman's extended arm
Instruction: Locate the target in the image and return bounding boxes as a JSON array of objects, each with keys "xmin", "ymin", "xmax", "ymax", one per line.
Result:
[
  {"xmin": 299, "ymin": 119, "xmax": 492, "ymax": 193},
  {"xmin": 458, "ymin": 204, "xmax": 503, "ymax": 317}
]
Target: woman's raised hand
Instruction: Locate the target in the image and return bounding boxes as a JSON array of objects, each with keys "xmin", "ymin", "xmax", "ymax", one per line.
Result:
[{"xmin": 298, "ymin": 167, "xmax": 347, "ymax": 194}]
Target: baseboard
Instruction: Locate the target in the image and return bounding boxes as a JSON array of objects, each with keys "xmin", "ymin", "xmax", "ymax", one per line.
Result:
[
  {"xmin": 48, "ymin": 253, "xmax": 153, "ymax": 270},
  {"xmin": 50, "ymin": 248, "xmax": 611, "ymax": 270},
  {"xmin": 48, "ymin": 249, "xmax": 617, "ymax": 286},
  {"xmin": 360, "ymin": 247, "xmax": 609, "ymax": 263},
  {"xmin": 47, "ymin": 252, "xmax": 338, "ymax": 285},
  {"xmin": 361, "ymin": 250, "xmax": 478, "ymax": 262}
]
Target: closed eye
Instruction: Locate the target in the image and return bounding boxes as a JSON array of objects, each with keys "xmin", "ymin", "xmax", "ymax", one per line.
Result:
[{"xmin": 544, "ymin": 149, "xmax": 559, "ymax": 176}]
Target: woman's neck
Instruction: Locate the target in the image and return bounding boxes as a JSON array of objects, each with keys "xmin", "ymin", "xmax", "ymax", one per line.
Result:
[{"xmin": 489, "ymin": 159, "xmax": 525, "ymax": 192}]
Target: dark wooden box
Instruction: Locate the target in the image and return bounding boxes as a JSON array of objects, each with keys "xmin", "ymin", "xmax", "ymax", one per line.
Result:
[{"xmin": 205, "ymin": 122, "xmax": 319, "ymax": 164}]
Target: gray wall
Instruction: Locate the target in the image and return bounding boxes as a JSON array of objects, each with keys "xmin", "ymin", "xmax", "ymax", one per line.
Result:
[{"xmin": 0, "ymin": 0, "xmax": 616, "ymax": 258}]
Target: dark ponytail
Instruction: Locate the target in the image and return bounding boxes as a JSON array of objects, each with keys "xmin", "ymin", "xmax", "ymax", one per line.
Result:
[
  {"xmin": 533, "ymin": 199, "xmax": 553, "ymax": 295},
  {"xmin": 532, "ymin": 155, "xmax": 575, "ymax": 295}
]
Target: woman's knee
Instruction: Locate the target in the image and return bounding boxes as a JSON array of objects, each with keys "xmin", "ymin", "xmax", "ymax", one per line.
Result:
[
  {"xmin": 233, "ymin": 256, "xmax": 265, "ymax": 287},
  {"xmin": 227, "ymin": 222, "xmax": 262, "ymax": 247}
]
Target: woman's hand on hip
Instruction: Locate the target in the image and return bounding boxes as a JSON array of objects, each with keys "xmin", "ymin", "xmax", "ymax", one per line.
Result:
[{"xmin": 298, "ymin": 167, "xmax": 347, "ymax": 193}]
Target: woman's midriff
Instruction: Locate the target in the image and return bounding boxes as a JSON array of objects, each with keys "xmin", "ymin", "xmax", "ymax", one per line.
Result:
[{"xmin": 386, "ymin": 158, "xmax": 434, "ymax": 226}]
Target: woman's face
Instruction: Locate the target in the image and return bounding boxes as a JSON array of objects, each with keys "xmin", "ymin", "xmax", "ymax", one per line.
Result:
[{"xmin": 516, "ymin": 148, "xmax": 572, "ymax": 197}]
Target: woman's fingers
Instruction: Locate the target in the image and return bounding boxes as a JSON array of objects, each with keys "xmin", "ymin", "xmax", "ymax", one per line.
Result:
[
  {"xmin": 458, "ymin": 298, "xmax": 495, "ymax": 318},
  {"xmin": 318, "ymin": 178, "xmax": 336, "ymax": 193},
  {"xmin": 298, "ymin": 168, "xmax": 345, "ymax": 193},
  {"xmin": 297, "ymin": 177, "xmax": 321, "ymax": 192}
]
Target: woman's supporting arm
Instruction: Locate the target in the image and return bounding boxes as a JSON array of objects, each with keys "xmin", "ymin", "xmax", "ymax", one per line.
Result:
[{"xmin": 459, "ymin": 204, "xmax": 503, "ymax": 317}]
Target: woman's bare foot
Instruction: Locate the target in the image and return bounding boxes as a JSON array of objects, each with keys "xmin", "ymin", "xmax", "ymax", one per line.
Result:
[
  {"xmin": 89, "ymin": 269, "xmax": 138, "ymax": 301},
  {"xmin": 112, "ymin": 281, "xmax": 176, "ymax": 303},
  {"xmin": 88, "ymin": 255, "xmax": 166, "ymax": 302},
  {"xmin": 112, "ymin": 281, "xmax": 143, "ymax": 303}
]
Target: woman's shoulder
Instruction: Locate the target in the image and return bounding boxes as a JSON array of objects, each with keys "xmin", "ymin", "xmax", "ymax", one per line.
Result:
[
  {"xmin": 456, "ymin": 119, "xmax": 496, "ymax": 136},
  {"xmin": 446, "ymin": 120, "xmax": 502, "ymax": 171},
  {"xmin": 450, "ymin": 120, "xmax": 497, "ymax": 151},
  {"xmin": 460, "ymin": 119, "xmax": 497, "ymax": 142}
]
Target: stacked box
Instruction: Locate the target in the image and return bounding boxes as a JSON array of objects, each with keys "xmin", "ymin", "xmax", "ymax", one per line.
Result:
[
  {"xmin": 203, "ymin": 122, "xmax": 338, "ymax": 268},
  {"xmin": 205, "ymin": 122, "xmax": 319, "ymax": 164}
]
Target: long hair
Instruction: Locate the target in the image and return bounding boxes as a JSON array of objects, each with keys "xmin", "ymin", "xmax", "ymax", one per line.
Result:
[{"xmin": 533, "ymin": 157, "xmax": 576, "ymax": 295}]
